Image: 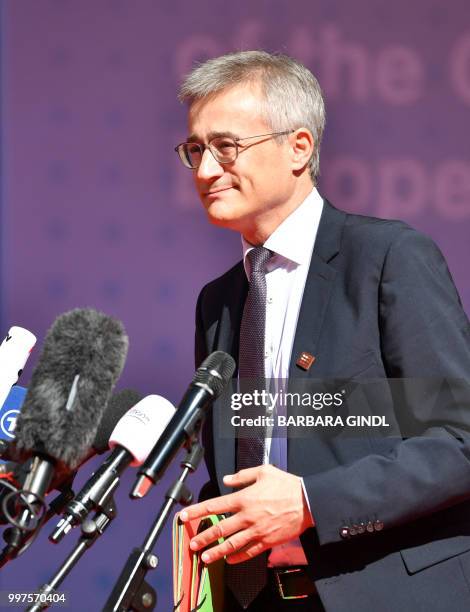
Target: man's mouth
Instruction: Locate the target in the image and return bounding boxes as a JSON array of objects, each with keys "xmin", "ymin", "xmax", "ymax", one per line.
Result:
[{"xmin": 204, "ymin": 186, "xmax": 235, "ymax": 196}]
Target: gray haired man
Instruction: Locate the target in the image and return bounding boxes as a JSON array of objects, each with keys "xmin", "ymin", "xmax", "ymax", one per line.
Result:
[{"xmin": 176, "ymin": 51, "xmax": 470, "ymax": 612}]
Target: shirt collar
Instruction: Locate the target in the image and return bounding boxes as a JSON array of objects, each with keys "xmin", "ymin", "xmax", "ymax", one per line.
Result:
[{"xmin": 242, "ymin": 187, "xmax": 324, "ymax": 278}]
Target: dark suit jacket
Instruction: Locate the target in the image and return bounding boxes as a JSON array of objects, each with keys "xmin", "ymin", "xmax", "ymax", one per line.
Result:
[{"xmin": 195, "ymin": 200, "xmax": 470, "ymax": 611}]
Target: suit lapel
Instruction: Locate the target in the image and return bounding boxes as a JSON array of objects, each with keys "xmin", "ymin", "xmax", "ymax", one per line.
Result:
[
  {"xmin": 213, "ymin": 263, "xmax": 247, "ymax": 494},
  {"xmin": 288, "ymin": 200, "xmax": 346, "ymax": 475},
  {"xmin": 288, "ymin": 200, "xmax": 345, "ymax": 380},
  {"xmin": 220, "ymin": 264, "xmax": 247, "ymax": 375}
]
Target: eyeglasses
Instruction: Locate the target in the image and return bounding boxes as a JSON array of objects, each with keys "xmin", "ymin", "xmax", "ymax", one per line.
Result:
[{"xmin": 174, "ymin": 130, "xmax": 294, "ymax": 169}]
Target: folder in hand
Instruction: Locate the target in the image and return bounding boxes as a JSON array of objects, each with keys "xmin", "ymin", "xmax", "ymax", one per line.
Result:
[{"xmin": 172, "ymin": 512, "xmax": 225, "ymax": 612}]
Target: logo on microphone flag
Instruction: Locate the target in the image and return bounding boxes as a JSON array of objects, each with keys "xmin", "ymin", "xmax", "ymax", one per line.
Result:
[{"xmin": 0, "ymin": 385, "xmax": 27, "ymax": 440}]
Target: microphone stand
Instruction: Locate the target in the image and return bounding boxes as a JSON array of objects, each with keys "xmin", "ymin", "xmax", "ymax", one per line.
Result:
[
  {"xmin": 103, "ymin": 434, "xmax": 204, "ymax": 612},
  {"xmin": 26, "ymin": 496, "xmax": 117, "ymax": 612}
]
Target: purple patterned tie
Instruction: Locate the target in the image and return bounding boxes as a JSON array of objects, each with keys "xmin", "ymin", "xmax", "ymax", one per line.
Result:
[{"xmin": 226, "ymin": 247, "xmax": 272, "ymax": 609}]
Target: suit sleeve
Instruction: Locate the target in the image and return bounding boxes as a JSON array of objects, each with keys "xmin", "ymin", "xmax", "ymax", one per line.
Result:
[{"xmin": 303, "ymin": 229, "xmax": 470, "ymax": 546}]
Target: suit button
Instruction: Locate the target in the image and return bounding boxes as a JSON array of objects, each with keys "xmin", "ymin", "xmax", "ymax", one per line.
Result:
[
  {"xmin": 357, "ymin": 522, "xmax": 366, "ymax": 534},
  {"xmin": 366, "ymin": 521, "xmax": 374, "ymax": 533},
  {"xmin": 374, "ymin": 520, "xmax": 384, "ymax": 532},
  {"xmin": 340, "ymin": 526, "xmax": 350, "ymax": 539}
]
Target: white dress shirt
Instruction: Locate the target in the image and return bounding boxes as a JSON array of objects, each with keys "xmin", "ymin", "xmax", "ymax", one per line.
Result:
[{"xmin": 241, "ymin": 187, "xmax": 324, "ymax": 566}]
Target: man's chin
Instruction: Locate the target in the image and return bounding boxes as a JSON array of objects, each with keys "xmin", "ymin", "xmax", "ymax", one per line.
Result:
[
  {"xmin": 206, "ymin": 211, "xmax": 237, "ymax": 230},
  {"xmin": 204, "ymin": 197, "xmax": 229, "ymax": 217},
  {"xmin": 204, "ymin": 204, "xmax": 241, "ymax": 232}
]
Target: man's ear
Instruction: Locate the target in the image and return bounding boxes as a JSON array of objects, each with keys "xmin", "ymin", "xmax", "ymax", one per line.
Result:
[{"xmin": 290, "ymin": 128, "xmax": 314, "ymax": 173}]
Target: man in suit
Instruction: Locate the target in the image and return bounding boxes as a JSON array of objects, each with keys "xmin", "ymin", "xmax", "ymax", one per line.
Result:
[{"xmin": 175, "ymin": 51, "xmax": 470, "ymax": 611}]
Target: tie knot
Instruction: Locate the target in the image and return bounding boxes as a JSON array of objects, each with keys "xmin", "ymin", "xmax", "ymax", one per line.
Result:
[{"xmin": 247, "ymin": 247, "xmax": 271, "ymax": 276}]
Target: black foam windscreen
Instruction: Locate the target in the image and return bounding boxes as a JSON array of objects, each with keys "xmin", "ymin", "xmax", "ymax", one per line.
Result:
[
  {"xmin": 13, "ymin": 308, "xmax": 129, "ymax": 469},
  {"xmin": 93, "ymin": 389, "xmax": 142, "ymax": 454}
]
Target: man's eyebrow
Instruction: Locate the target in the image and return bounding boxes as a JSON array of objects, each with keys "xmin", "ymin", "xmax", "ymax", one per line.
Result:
[{"xmin": 186, "ymin": 130, "xmax": 241, "ymax": 142}]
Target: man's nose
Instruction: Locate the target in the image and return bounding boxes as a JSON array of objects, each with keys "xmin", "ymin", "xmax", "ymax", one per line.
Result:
[{"xmin": 196, "ymin": 148, "xmax": 224, "ymax": 181}]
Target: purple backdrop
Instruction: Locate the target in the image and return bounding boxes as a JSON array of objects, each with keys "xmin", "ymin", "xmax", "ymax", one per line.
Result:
[{"xmin": 1, "ymin": 1, "xmax": 469, "ymax": 610}]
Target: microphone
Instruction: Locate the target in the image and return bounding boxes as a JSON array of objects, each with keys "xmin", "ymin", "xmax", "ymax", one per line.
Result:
[
  {"xmin": 0, "ymin": 327, "xmax": 36, "ymax": 411},
  {"xmin": 0, "ymin": 386, "xmax": 27, "ymax": 451},
  {"xmin": 0, "ymin": 389, "xmax": 142, "ymax": 526},
  {"xmin": 93, "ymin": 389, "xmax": 143, "ymax": 454},
  {"xmin": 7, "ymin": 308, "xmax": 128, "ymax": 539},
  {"xmin": 131, "ymin": 351, "xmax": 235, "ymax": 499},
  {"xmin": 0, "ymin": 388, "xmax": 141, "ymax": 463},
  {"xmin": 49, "ymin": 395, "xmax": 176, "ymax": 543},
  {"xmin": 45, "ymin": 388, "xmax": 144, "ymax": 493}
]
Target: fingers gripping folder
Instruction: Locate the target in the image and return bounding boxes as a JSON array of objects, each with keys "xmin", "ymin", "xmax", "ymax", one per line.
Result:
[{"xmin": 172, "ymin": 513, "xmax": 225, "ymax": 612}]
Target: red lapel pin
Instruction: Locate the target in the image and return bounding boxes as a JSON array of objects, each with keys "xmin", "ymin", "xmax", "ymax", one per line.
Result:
[{"xmin": 296, "ymin": 351, "xmax": 316, "ymax": 371}]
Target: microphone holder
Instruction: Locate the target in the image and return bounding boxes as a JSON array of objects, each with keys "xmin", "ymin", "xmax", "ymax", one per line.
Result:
[
  {"xmin": 0, "ymin": 481, "xmax": 75, "ymax": 568},
  {"xmin": 103, "ymin": 435, "xmax": 204, "ymax": 611},
  {"xmin": 26, "ymin": 496, "xmax": 117, "ymax": 612}
]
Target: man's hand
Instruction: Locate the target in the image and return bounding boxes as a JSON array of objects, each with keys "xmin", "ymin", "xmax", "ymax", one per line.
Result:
[{"xmin": 179, "ymin": 464, "xmax": 314, "ymax": 564}]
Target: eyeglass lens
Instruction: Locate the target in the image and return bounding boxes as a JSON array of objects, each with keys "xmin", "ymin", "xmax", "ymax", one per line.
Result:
[{"xmin": 179, "ymin": 137, "xmax": 238, "ymax": 169}]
